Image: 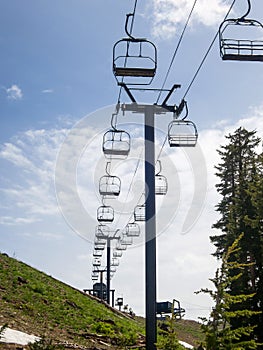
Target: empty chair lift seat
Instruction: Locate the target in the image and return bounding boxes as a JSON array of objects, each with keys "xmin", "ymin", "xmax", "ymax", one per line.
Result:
[
  {"xmin": 103, "ymin": 129, "xmax": 130, "ymax": 159},
  {"xmin": 125, "ymin": 222, "xmax": 140, "ymax": 237},
  {"xmin": 134, "ymin": 204, "xmax": 145, "ymax": 221},
  {"xmin": 99, "ymin": 175, "xmax": 121, "ymax": 197},
  {"xmin": 168, "ymin": 120, "xmax": 198, "ymax": 147},
  {"xmin": 97, "ymin": 205, "xmax": 114, "ymax": 223},
  {"xmin": 219, "ymin": 18, "xmax": 263, "ymax": 62},
  {"xmin": 113, "ymin": 38, "xmax": 157, "ymax": 84},
  {"xmin": 155, "ymin": 174, "xmax": 168, "ymax": 195},
  {"xmin": 95, "ymin": 224, "xmax": 110, "ymax": 238}
]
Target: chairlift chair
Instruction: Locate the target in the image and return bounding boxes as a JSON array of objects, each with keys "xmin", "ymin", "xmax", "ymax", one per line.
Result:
[
  {"xmin": 134, "ymin": 204, "xmax": 145, "ymax": 221},
  {"xmin": 99, "ymin": 175, "xmax": 121, "ymax": 197},
  {"xmin": 94, "ymin": 237, "xmax": 106, "ymax": 251},
  {"xmin": 95, "ymin": 224, "xmax": 110, "ymax": 239},
  {"xmin": 155, "ymin": 161, "xmax": 168, "ymax": 195},
  {"xmin": 113, "ymin": 250, "xmax": 123, "ymax": 258},
  {"xmin": 93, "ymin": 249, "xmax": 103, "ymax": 257},
  {"xmin": 103, "ymin": 129, "xmax": 131, "ymax": 159},
  {"xmin": 93, "ymin": 258, "xmax": 101, "ymax": 267},
  {"xmin": 110, "ymin": 266, "xmax": 117, "ymax": 273},
  {"xmin": 115, "ymin": 241, "xmax": 127, "ymax": 251},
  {"xmin": 95, "ymin": 237, "xmax": 106, "ymax": 246},
  {"xmin": 111, "ymin": 257, "xmax": 120, "ymax": 266},
  {"xmin": 125, "ymin": 222, "xmax": 140, "ymax": 237},
  {"xmin": 168, "ymin": 120, "xmax": 198, "ymax": 147},
  {"xmin": 97, "ymin": 205, "xmax": 114, "ymax": 223},
  {"xmin": 219, "ymin": 18, "xmax": 263, "ymax": 62},
  {"xmin": 91, "ymin": 273, "xmax": 99, "ymax": 281},
  {"xmin": 94, "ymin": 244, "xmax": 105, "ymax": 251},
  {"xmin": 92, "ymin": 266, "xmax": 101, "ymax": 273},
  {"xmin": 113, "ymin": 38, "xmax": 157, "ymax": 85},
  {"xmin": 155, "ymin": 174, "xmax": 168, "ymax": 195},
  {"xmin": 120, "ymin": 234, "xmax": 133, "ymax": 246}
]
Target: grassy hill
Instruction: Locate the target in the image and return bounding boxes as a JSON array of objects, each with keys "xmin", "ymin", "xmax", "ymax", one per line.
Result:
[{"xmin": 0, "ymin": 253, "xmax": 204, "ymax": 349}]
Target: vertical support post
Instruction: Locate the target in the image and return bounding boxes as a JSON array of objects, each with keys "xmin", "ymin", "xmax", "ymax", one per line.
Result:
[
  {"xmin": 106, "ymin": 238, "xmax": 111, "ymax": 304},
  {"xmin": 145, "ymin": 105, "xmax": 157, "ymax": 350},
  {"xmin": 100, "ymin": 271, "xmax": 103, "ymax": 300},
  {"xmin": 112, "ymin": 289, "xmax": 115, "ymax": 308}
]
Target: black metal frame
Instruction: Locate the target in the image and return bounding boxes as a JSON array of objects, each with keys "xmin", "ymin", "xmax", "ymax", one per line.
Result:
[
  {"xmin": 219, "ymin": 18, "xmax": 263, "ymax": 62},
  {"xmin": 168, "ymin": 119, "xmax": 198, "ymax": 147},
  {"xmin": 113, "ymin": 38, "xmax": 157, "ymax": 85}
]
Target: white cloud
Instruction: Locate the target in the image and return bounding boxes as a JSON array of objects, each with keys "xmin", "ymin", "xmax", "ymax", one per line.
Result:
[
  {"xmin": 0, "ymin": 216, "xmax": 40, "ymax": 226},
  {"xmin": 27, "ymin": 231, "xmax": 63, "ymax": 240},
  {"xmin": 6, "ymin": 84, "xmax": 23, "ymax": 100},
  {"xmin": 0, "ymin": 142, "xmax": 34, "ymax": 170},
  {"xmin": 150, "ymin": 0, "xmax": 230, "ymax": 39},
  {"xmin": 0, "ymin": 128, "xmax": 68, "ymax": 219},
  {"xmin": 42, "ymin": 89, "xmax": 54, "ymax": 94}
]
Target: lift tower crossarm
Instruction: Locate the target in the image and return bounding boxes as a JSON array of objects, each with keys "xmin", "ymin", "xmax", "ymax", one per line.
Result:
[{"xmin": 119, "ymin": 82, "xmax": 180, "ymax": 113}]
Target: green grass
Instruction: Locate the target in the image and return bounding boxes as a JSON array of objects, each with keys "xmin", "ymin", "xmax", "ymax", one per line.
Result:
[
  {"xmin": 0, "ymin": 253, "xmax": 143, "ymax": 348},
  {"xmin": 0, "ymin": 253, "xmax": 204, "ymax": 349}
]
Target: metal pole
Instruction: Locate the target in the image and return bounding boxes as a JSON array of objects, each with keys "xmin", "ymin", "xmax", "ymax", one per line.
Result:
[
  {"xmin": 145, "ymin": 105, "xmax": 157, "ymax": 350},
  {"xmin": 106, "ymin": 238, "xmax": 111, "ymax": 304},
  {"xmin": 112, "ymin": 289, "xmax": 115, "ymax": 308},
  {"xmin": 100, "ymin": 271, "xmax": 103, "ymax": 300}
]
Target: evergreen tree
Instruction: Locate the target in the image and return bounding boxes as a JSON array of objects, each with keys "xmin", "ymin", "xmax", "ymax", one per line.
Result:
[
  {"xmin": 210, "ymin": 127, "xmax": 262, "ymax": 346},
  {"xmin": 245, "ymin": 153, "xmax": 263, "ymax": 345},
  {"xmin": 157, "ymin": 317, "xmax": 185, "ymax": 350},
  {"xmin": 198, "ymin": 234, "xmax": 260, "ymax": 350}
]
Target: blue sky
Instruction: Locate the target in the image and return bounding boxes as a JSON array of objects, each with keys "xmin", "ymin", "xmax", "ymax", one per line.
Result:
[{"xmin": 1, "ymin": 0, "xmax": 263, "ymax": 321}]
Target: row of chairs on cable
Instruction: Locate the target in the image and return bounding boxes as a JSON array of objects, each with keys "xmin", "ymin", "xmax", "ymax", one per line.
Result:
[
  {"xmin": 91, "ymin": 263, "xmax": 117, "ymax": 281},
  {"xmin": 99, "ymin": 173, "xmax": 168, "ymax": 198},
  {"xmin": 97, "ymin": 175, "xmax": 168, "ymax": 222},
  {"xmin": 102, "ymin": 118, "xmax": 198, "ymax": 158},
  {"xmin": 94, "ymin": 223, "xmax": 140, "ymax": 240},
  {"xmin": 93, "ymin": 224, "xmax": 140, "ymax": 255},
  {"xmin": 92, "ymin": 257, "xmax": 119, "ymax": 268},
  {"xmin": 91, "ymin": 224, "xmax": 140, "ymax": 280},
  {"xmin": 94, "ymin": 223, "xmax": 141, "ymax": 255},
  {"xmin": 103, "ymin": 102, "xmax": 198, "ymax": 160},
  {"xmin": 111, "ymin": 4, "xmax": 263, "ymax": 90},
  {"xmin": 92, "ymin": 224, "xmax": 122, "ymax": 280},
  {"xmin": 111, "ymin": 4, "xmax": 263, "ymax": 86}
]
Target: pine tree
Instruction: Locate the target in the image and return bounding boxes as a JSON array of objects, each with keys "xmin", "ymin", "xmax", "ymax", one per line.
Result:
[
  {"xmin": 210, "ymin": 127, "xmax": 262, "ymax": 346},
  {"xmin": 198, "ymin": 234, "xmax": 260, "ymax": 350},
  {"xmin": 211, "ymin": 127, "xmax": 260, "ymax": 258},
  {"xmin": 245, "ymin": 152, "xmax": 263, "ymax": 345}
]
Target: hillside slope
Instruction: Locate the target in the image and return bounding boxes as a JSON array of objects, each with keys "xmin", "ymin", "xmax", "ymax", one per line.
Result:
[{"xmin": 0, "ymin": 253, "xmax": 204, "ymax": 349}]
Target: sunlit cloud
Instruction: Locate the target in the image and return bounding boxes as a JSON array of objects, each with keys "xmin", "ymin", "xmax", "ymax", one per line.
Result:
[
  {"xmin": 15, "ymin": 231, "xmax": 63, "ymax": 241},
  {"xmin": 42, "ymin": 89, "xmax": 54, "ymax": 94},
  {"xmin": 0, "ymin": 128, "xmax": 69, "ymax": 219},
  {"xmin": 6, "ymin": 84, "xmax": 23, "ymax": 100},
  {"xmin": 150, "ymin": 0, "xmax": 231, "ymax": 39},
  {"xmin": 0, "ymin": 216, "xmax": 41, "ymax": 226}
]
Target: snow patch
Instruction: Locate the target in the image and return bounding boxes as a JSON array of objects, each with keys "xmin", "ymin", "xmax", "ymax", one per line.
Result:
[
  {"xmin": 179, "ymin": 340, "xmax": 194, "ymax": 349},
  {"xmin": 0, "ymin": 327, "xmax": 40, "ymax": 345},
  {"xmin": 0, "ymin": 326, "xmax": 194, "ymax": 349}
]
